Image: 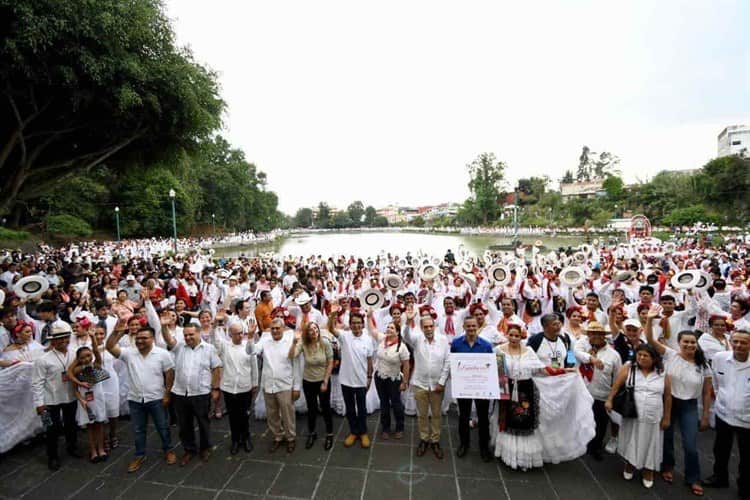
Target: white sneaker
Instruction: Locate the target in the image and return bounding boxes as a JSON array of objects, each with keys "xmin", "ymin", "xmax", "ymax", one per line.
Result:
[{"xmin": 605, "ymin": 436, "xmax": 618, "ymax": 454}]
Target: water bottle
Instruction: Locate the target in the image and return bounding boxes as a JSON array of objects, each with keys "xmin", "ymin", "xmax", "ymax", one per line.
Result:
[
  {"xmin": 565, "ymin": 348, "xmax": 577, "ymax": 368},
  {"xmin": 41, "ymin": 409, "xmax": 53, "ymax": 430},
  {"xmin": 86, "ymin": 405, "xmax": 96, "ymax": 422}
]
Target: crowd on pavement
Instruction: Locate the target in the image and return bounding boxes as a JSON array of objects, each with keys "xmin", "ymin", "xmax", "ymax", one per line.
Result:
[{"xmin": 0, "ymin": 234, "xmax": 748, "ymax": 498}]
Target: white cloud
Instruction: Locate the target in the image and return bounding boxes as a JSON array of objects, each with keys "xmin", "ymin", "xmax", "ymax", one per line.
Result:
[{"xmin": 165, "ymin": 0, "xmax": 749, "ymax": 213}]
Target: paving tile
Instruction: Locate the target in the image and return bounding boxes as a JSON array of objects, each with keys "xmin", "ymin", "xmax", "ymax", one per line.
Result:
[
  {"xmin": 141, "ymin": 454, "xmax": 199, "ymax": 484},
  {"xmin": 370, "ymin": 443, "xmax": 412, "ymax": 473},
  {"xmin": 217, "ymin": 491, "xmax": 264, "ymax": 500},
  {"xmin": 69, "ymin": 477, "xmax": 136, "ymax": 500},
  {"xmin": 225, "ymin": 460, "xmax": 283, "ymax": 495},
  {"xmin": 182, "ymin": 452, "xmax": 243, "ymax": 490},
  {"xmin": 363, "ymin": 470, "xmax": 410, "ymax": 500},
  {"xmin": 458, "ymin": 477, "xmax": 508, "ymax": 498},
  {"xmin": 119, "ymin": 481, "xmax": 176, "ymax": 500},
  {"xmin": 326, "ymin": 443, "xmax": 372, "ymax": 469},
  {"xmin": 267, "ymin": 464, "xmax": 321, "ymax": 498},
  {"xmin": 410, "ymin": 473, "xmax": 458, "ymax": 500},
  {"xmin": 0, "ymin": 462, "xmax": 53, "ymax": 498},
  {"xmin": 314, "ymin": 466, "xmax": 367, "ymax": 500},
  {"xmin": 504, "ymin": 480, "xmax": 557, "ymax": 499},
  {"xmin": 20, "ymin": 469, "xmax": 93, "ymax": 500},
  {"xmin": 453, "ymin": 450, "xmax": 500, "ymax": 478},
  {"xmin": 166, "ymin": 486, "xmax": 218, "ymax": 500},
  {"xmin": 411, "ymin": 445, "xmax": 455, "ymax": 476}
]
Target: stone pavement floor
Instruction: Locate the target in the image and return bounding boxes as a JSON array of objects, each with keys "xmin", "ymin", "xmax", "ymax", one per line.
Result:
[{"xmin": 0, "ymin": 410, "xmax": 743, "ymax": 500}]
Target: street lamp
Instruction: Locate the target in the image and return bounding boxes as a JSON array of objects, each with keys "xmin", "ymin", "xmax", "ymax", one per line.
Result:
[
  {"xmin": 169, "ymin": 189, "xmax": 177, "ymax": 253},
  {"xmin": 114, "ymin": 206, "xmax": 120, "ymax": 242},
  {"xmin": 212, "ymin": 213, "xmax": 216, "ymax": 239}
]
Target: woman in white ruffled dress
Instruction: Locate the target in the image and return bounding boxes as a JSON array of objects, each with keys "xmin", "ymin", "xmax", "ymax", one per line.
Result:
[
  {"xmin": 491, "ymin": 324, "xmax": 545, "ymax": 470},
  {"xmin": 606, "ymin": 343, "xmax": 672, "ymax": 489},
  {"xmin": 0, "ymin": 322, "xmax": 44, "ymax": 367},
  {"xmin": 94, "ymin": 325, "xmax": 120, "ymax": 450},
  {"xmin": 321, "ymin": 308, "xmax": 346, "ymax": 416}
]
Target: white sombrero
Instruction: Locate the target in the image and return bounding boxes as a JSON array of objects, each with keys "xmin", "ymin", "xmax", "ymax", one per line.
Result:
[
  {"xmin": 295, "ymin": 292, "xmax": 312, "ymax": 306},
  {"xmin": 573, "ymin": 251, "xmax": 587, "ymax": 263},
  {"xmin": 0, "ymin": 289, "xmax": 5, "ymax": 306},
  {"xmin": 189, "ymin": 262, "xmax": 204, "ymax": 274},
  {"xmin": 461, "ymin": 273, "xmax": 477, "ymax": 293},
  {"xmin": 487, "ymin": 264, "xmax": 510, "ymax": 286},
  {"xmin": 560, "ymin": 267, "xmax": 586, "ymax": 287},
  {"xmin": 420, "ymin": 263, "xmax": 439, "ymax": 281},
  {"xmin": 613, "ymin": 270, "xmax": 635, "ymax": 282},
  {"xmin": 384, "ymin": 274, "xmax": 403, "ymax": 291},
  {"xmin": 14, "ymin": 275, "xmax": 49, "ymax": 300},
  {"xmin": 360, "ymin": 288, "xmax": 384, "ymax": 309},
  {"xmin": 73, "ymin": 279, "xmax": 89, "ymax": 296},
  {"xmin": 460, "ymin": 260, "xmax": 473, "ymax": 274},
  {"xmin": 671, "ymin": 270, "xmax": 701, "ymax": 290},
  {"xmin": 694, "ymin": 271, "xmax": 713, "ymax": 292},
  {"xmin": 534, "ymin": 239, "xmax": 544, "ymax": 247},
  {"xmin": 483, "ymin": 250, "xmax": 493, "ymax": 264},
  {"xmin": 664, "ymin": 242, "xmax": 676, "ymax": 254}
]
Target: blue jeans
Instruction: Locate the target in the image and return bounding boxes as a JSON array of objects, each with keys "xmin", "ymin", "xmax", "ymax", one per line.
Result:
[
  {"xmin": 662, "ymin": 397, "xmax": 700, "ymax": 484},
  {"xmin": 129, "ymin": 399, "xmax": 173, "ymax": 457}
]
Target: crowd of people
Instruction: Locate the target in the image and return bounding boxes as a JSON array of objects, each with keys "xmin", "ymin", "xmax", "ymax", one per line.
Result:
[{"xmin": 0, "ymin": 235, "xmax": 749, "ymax": 498}]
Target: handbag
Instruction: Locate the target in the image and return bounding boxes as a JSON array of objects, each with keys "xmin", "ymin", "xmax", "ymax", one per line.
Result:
[
  {"xmin": 612, "ymin": 364, "xmax": 638, "ymax": 418},
  {"xmin": 78, "ymin": 365, "xmax": 111, "ymax": 385}
]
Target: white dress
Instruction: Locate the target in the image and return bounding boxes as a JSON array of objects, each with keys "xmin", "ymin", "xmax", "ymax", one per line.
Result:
[
  {"xmin": 491, "ymin": 346, "xmax": 545, "ymax": 469},
  {"xmin": 75, "ymin": 366, "xmax": 109, "ymax": 426},
  {"xmin": 321, "ymin": 330, "xmax": 345, "ymax": 416},
  {"xmin": 99, "ymin": 348, "xmax": 120, "ymax": 418},
  {"xmin": 617, "ymin": 365, "xmax": 666, "ymax": 470}
]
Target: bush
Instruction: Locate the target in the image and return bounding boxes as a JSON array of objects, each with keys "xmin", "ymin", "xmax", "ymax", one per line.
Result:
[
  {"xmin": 47, "ymin": 214, "xmax": 93, "ymax": 238},
  {"xmin": 0, "ymin": 227, "xmax": 30, "ymax": 240}
]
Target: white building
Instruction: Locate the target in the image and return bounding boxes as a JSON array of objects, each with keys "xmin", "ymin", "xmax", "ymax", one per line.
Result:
[
  {"xmin": 560, "ymin": 180, "xmax": 605, "ymax": 201},
  {"xmin": 718, "ymin": 125, "xmax": 750, "ymax": 158}
]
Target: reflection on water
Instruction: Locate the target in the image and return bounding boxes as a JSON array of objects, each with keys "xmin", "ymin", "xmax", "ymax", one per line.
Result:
[{"xmin": 217, "ymin": 231, "xmax": 591, "ymax": 259}]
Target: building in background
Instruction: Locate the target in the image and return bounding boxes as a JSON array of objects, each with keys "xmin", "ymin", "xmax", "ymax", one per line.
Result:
[
  {"xmin": 717, "ymin": 125, "xmax": 749, "ymax": 158},
  {"xmin": 559, "ymin": 179, "xmax": 605, "ymax": 201}
]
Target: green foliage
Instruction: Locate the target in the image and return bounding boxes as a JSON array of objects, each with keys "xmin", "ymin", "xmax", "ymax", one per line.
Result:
[
  {"xmin": 602, "ymin": 175, "xmax": 624, "ymax": 200},
  {"xmin": 46, "ymin": 214, "xmax": 93, "ymax": 237},
  {"xmin": 315, "ymin": 203, "xmax": 330, "ymax": 228},
  {"xmin": 331, "ymin": 212, "xmax": 352, "ymax": 229},
  {"xmin": 662, "ymin": 205, "xmax": 719, "ymax": 226},
  {"xmin": 347, "ymin": 201, "xmax": 365, "ymax": 225},
  {"xmin": 0, "ymin": 227, "xmax": 30, "ymax": 240},
  {"xmin": 467, "ymin": 153, "xmax": 506, "ymax": 225},
  {"xmin": 561, "ymin": 170, "xmax": 574, "ymax": 184},
  {"xmin": 364, "ymin": 206, "xmax": 377, "ymax": 226},
  {"xmin": 293, "ymin": 208, "xmax": 313, "ymax": 228},
  {"xmin": 0, "ymin": 0, "xmax": 224, "ymax": 215},
  {"xmin": 373, "ymin": 216, "xmax": 389, "ymax": 227},
  {"xmin": 411, "ymin": 216, "xmax": 425, "ymax": 227}
]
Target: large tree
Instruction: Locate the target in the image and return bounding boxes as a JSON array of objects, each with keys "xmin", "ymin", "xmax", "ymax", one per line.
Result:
[
  {"xmin": 0, "ymin": 0, "xmax": 224, "ymax": 218},
  {"xmin": 347, "ymin": 201, "xmax": 365, "ymax": 226},
  {"xmin": 467, "ymin": 152, "xmax": 506, "ymax": 225}
]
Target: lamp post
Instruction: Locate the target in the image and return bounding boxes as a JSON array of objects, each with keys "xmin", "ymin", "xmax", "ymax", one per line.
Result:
[
  {"xmin": 169, "ymin": 189, "xmax": 177, "ymax": 253},
  {"xmin": 114, "ymin": 206, "xmax": 120, "ymax": 242},
  {"xmin": 212, "ymin": 213, "xmax": 216, "ymax": 239}
]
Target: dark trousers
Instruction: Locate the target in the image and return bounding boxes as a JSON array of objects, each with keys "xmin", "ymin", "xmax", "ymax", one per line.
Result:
[
  {"xmin": 713, "ymin": 416, "xmax": 750, "ymax": 494},
  {"xmin": 341, "ymin": 385, "xmax": 368, "ymax": 435},
  {"xmin": 223, "ymin": 391, "xmax": 252, "ymax": 444},
  {"xmin": 46, "ymin": 401, "xmax": 78, "ymax": 460},
  {"xmin": 457, "ymin": 398, "xmax": 490, "ymax": 451},
  {"xmin": 172, "ymin": 393, "xmax": 211, "ymax": 453},
  {"xmin": 375, "ymin": 376, "xmax": 404, "ymax": 433},
  {"xmin": 588, "ymin": 399, "xmax": 610, "ymax": 453},
  {"xmin": 302, "ymin": 379, "xmax": 333, "ymax": 434},
  {"xmin": 662, "ymin": 397, "xmax": 700, "ymax": 485}
]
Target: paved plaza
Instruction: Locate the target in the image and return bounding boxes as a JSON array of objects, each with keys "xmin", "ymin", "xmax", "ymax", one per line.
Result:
[{"xmin": 0, "ymin": 410, "xmax": 743, "ymax": 500}]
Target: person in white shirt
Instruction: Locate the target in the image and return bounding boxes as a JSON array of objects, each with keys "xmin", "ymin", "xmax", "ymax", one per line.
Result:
[
  {"xmin": 106, "ymin": 323, "xmax": 176, "ymax": 473},
  {"xmin": 579, "ymin": 322, "xmax": 623, "ymax": 461},
  {"xmin": 162, "ymin": 323, "xmax": 222, "ymax": 465},
  {"xmin": 32, "ymin": 323, "xmax": 78, "ymax": 470},
  {"xmin": 246, "ymin": 318, "xmax": 301, "ymax": 453},
  {"xmin": 404, "ymin": 314, "xmax": 450, "ymax": 459},
  {"xmin": 213, "ymin": 322, "xmax": 258, "ymax": 455},
  {"xmin": 329, "ymin": 310, "xmax": 374, "ymax": 449},
  {"xmin": 702, "ymin": 330, "xmax": 750, "ymax": 498}
]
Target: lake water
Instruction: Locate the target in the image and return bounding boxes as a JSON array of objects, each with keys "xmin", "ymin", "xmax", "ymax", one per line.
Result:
[{"xmin": 217, "ymin": 231, "xmax": 599, "ymax": 259}]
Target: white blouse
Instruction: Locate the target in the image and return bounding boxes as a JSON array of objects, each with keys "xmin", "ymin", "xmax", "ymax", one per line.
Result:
[
  {"xmin": 663, "ymin": 348, "xmax": 709, "ymax": 400},
  {"xmin": 629, "ymin": 364, "xmax": 666, "ymax": 424},
  {"xmin": 375, "ymin": 338, "xmax": 410, "ymax": 381}
]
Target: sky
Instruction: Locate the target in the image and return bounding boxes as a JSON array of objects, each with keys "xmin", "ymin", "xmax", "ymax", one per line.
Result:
[{"xmin": 165, "ymin": 0, "xmax": 749, "ymax": 215}]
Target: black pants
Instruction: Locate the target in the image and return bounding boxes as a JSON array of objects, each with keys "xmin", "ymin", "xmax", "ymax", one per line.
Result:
[
  {"xmin": 341, "ymin": 385, "xmax": 368, "ymax": 435},
  {"xmin": 46, "ymin": 401, "xmax": 78, "ymax": 460},
  {"xmin": 223, "ymin": 391, "xmax": 252, "ymax": 444},
  {"xmin": 457, "ymin": 398, "xmax": 490, "ymax": 451},
  {"xmin": 375, "ymin": 376, "xmax": 404, "ymax": 433},
  {"xmin": 588, "ymin": 399, "xmax": 610, "ymax": 453},
  {"xmin": 713, "ymin": 416, "xmax": 750, "ymax": 494},
  {"xmin": 302, "ymin": 379, "xmax": 333, "ymax": 434},
  {"xmin": 172, "ymin": 393, "xmax": 211, "ymax": 453}
]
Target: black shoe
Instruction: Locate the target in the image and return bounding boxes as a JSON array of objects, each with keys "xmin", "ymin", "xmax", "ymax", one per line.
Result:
[
  {"xmin": 324, "ymin": 435, "xmax": 333, "ymax": 451},
  {"xmin": 702, "ymin": 475, "xmax": 729, "ymax": 488},
  {"xmin": 416, "ymin": 440, "xmax": 428, "ymax": 457},
  {"xmin": 66, "ymin": 447, "xmax": 81, "ymax": 459},
  {"xmin": 48, "ymin": 458, "xmax": 60, "ymax": 471},
  {"xmin": 456, "ymin": 444, "xmax": 469, "ymax": 458},
  {"xmin": 480, "ymin": 449, "xmax": 492, "ymax": 462},
  {"xmin": 243, "ymin": 439, "xmax": 254, "ymax": 453},
  {"xmin": 305, "ymin": 433, "xmax": 317, "ymax": 450},
  {"xmin": 230, "ymin": 442, "xmax": 240, "ymax": 455}
]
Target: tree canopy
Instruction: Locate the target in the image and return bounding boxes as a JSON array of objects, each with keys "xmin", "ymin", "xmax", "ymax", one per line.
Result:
[
  {"xmin": 0, "ymin": 0, "xmax": 224, "ymax": 216},
  {"xmin": 466, "ymin": 152, "xmax": 506, "ymax": 225}
]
